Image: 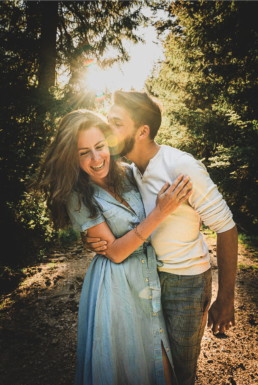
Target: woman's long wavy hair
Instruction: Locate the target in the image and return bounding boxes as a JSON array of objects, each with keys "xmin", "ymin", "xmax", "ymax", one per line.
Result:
[{"xmin": 35, "ymin": 110, "xmax": 126, "ymax": 229}]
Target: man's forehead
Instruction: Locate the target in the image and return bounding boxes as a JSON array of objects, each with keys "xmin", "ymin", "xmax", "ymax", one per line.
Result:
[{"xmin": 108, "ymin": 104, "xmax": 131, "ymax": 120}]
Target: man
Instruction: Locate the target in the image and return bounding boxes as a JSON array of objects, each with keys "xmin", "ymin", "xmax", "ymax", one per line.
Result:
[{"xmin": 87, "ymin": 91, "xmax": 238, "ymax": 385}]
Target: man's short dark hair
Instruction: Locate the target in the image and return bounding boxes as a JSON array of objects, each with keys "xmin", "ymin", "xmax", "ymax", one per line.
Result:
[{"xmin": 113, "ymin": 91, "xmax": 162, "ymax": 140}]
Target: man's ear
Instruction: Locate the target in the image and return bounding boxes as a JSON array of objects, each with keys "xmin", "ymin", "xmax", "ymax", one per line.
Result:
[{"xmin": 137, "ymin": 125, "xmax": 150, "ymax": 140}]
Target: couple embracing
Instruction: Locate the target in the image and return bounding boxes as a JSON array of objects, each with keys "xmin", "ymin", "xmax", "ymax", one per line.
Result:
[{"xmin": 37, "ymin": 91, "xmax": 238, "ymax": 385}]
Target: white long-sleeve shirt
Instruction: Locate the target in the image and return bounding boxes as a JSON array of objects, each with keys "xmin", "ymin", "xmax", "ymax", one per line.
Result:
[{"xmin": 132, "ymin": 145, "xmax": 235, "ymax": 275}]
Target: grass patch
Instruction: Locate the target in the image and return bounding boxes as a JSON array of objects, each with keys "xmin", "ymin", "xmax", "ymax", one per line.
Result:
[
  {"xmin": 238, "ymin": 263, "xmax": 258, "ymax": 271},
  {"xmin": 238, "ymin": 233, "xmax": 258, "ymax": 249}
]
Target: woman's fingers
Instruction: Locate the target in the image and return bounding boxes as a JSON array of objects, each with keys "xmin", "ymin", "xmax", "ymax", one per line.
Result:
[
  {"xmin": 169, "ymin": 174, "xmax": 184, "ymax": 191},
  {"xmin": 166, "ymin": 176, "xmax": 191, "ymax": 198},
  {"xmin": 158, "ymin": 182, "xmax": 170, "ymax": 196},
  {"xmin": 159, "ymin": 175, "xmax": 188, "ymax": 198},
  {"xmin": 177, "ymin": 180, "xmax": 192, "ymax": 201},
  {"xmin": 174, "ymin": 176, "xmax": 190, "ymax": 193},
  {"xmin": 178, "ymin": 188, "xmax": 192, "ymax": 202},
  {"xmin": 156, "ymin": 175, "xmax": 192, "ymax": 216}
]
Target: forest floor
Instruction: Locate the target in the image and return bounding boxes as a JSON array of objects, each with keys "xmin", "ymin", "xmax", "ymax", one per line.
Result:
[{"xmin": 0, "ymin": 232, "xmax": 258, "ymax": 385}]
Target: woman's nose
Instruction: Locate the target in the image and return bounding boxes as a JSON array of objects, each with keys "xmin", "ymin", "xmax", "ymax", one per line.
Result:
[{"xmin": 91, "ymin": 150, "xmax": 101, "ymax": 161}]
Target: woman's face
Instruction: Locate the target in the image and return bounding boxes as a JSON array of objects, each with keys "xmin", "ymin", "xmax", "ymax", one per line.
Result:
[{"xmin": 77, "ymin": 126, "xmax": 110, "ymax": 184}]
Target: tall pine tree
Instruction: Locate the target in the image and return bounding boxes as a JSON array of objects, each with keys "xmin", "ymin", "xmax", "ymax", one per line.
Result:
[{"xmin": 149, "ymin": 0, "xmax": 258, "ymax": 234}]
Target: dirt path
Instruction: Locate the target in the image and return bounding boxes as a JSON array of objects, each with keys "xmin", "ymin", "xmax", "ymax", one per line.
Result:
[{"xmin": 0, "ymin": 234, "xmax": 257, "ymax": 385}]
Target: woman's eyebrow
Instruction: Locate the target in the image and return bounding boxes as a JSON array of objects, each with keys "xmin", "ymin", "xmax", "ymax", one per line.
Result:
[{"xmin": 78, "ymin": 140, "xmax": 105, "ymax": 150}]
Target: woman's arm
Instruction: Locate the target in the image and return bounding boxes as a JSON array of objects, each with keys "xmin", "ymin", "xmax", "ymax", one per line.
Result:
[{"xmin": 85, "ymin": 175, "xmax": 192, "ymax": 263}]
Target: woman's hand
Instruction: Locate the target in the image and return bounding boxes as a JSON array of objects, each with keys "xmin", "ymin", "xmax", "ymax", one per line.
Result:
[{"xmin": 155, "ymin": 175, "xmax": 192, "ymax": 219}]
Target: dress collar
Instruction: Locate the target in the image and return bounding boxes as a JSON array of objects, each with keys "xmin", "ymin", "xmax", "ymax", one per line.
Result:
[{"xmin": 92, "ymin": 182, "xmax": 141, "ymax": 219}]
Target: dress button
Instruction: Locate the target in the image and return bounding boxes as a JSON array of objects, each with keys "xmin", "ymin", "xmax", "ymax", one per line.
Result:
[
  {"xmin": 160, "ymin": 328, "xmax": 164, "ymax": 333},
  {"xmin": 166, "ymin": 347, "xmax": 170, "ymax": 352},
  {"xmin": 145, "ymin": 278, "xmax": 149, "ymax": 282},
  {"xmin": 141, "ymin": 259, "xmax": 145, "ymax": 263}
]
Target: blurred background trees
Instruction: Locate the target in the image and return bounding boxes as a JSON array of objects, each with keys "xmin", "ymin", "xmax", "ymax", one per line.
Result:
[
  {"xmin": 0, "ymin": 0, "xmax": 145, "ymax": 267},
  {"xmin": 148, "ymin": 0, "xmax": 258, "ymax": 235}
]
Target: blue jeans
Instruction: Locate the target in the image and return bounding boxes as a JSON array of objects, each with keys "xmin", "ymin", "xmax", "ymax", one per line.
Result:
[{"xmin": 159, "ymin": 269, "xmax": 212, "ymax": 385}]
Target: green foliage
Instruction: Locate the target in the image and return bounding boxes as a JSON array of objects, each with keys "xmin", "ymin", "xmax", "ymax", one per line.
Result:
[
  {"xmin": 0, "ymin": 1, "xmax": 146, "ymax": 268},
  {"xmin": 238, "ymin": 233, "xmax": 258, "ymax": 249},
  {"xmin": 0, "ymin": 265, "xmax": 26, "ymax": 295},
  {"xmin": 58, "ymin": 228, "xmax": 79, "ymax": 247},
  {"xmin": 149, "ymin": 0, "xmax": 258, "ymax": 234}
]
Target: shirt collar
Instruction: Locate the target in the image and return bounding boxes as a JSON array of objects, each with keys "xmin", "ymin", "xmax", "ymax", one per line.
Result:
[{"xmin": 132, "ymin": 145, "xmax": 163, "ymax": 179}]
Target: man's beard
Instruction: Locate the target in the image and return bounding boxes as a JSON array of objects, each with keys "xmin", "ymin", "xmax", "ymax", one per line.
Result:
[{"xmin": 119, "ymin": 134, "xmax": 136, "ymax": 157}]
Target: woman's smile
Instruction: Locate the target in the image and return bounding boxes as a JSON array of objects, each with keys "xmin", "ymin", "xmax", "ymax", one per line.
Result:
[
  {"xmin": 77, "ymin": 126, "xmax": 110, "ymax": 183},
  {"xmin": 91, "ymin": 160, "xmax": 105, "ymax": 171}
]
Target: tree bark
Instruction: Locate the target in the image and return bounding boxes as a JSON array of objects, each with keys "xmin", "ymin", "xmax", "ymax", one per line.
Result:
[{"xmin": 38, "ymin": 1, "xmax": 59, "ymax": 95}]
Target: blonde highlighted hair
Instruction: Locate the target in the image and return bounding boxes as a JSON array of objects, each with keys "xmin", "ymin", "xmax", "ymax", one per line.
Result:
[{"xmin": 35, "ymin": 110, "xmax": 126, "ymax": 228}]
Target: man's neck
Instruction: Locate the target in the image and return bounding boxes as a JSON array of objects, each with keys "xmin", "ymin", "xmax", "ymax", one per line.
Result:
[{"xmin": 126, "ymin": 141, "xmax": 160, "ymax": 174}]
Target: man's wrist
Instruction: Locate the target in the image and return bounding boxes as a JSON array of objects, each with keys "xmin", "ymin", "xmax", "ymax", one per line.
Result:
[{"xmin": 216, "ymin": 292, "xmax": 235, "ymax": 304}]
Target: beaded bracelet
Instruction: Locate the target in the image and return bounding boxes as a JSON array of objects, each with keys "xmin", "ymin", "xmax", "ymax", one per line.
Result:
[{"xmin": 134, "ymin": 226, "xmax": 147, "ymax": 242}]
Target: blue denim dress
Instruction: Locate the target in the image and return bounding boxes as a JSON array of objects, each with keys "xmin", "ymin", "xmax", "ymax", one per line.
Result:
[{"xmin": 67, "ymin": 178, "xmax": 177, "ymax": 385}]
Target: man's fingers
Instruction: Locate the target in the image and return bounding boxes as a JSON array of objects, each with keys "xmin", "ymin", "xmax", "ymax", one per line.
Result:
[
  {"xmin": 212, "ymin": 321, "xmax": 235, "ymax": 334},
  {"xmin": 95, "ymin": 245, "xmax": 108, "ymax": 252},
  {"xmin": 219, "ymin": 324, "xmax": 227, "ymax": 334},
  {"xmin": 90, "ymin": 241, "xmax": 107, "ymax": 248},
  {"xmin": 86, "ymin": 237, "xmax": 101, "ymax": 243},
  {"xmin": 212, "ymin": 322, "xmax": 220, "ymax": 334}
]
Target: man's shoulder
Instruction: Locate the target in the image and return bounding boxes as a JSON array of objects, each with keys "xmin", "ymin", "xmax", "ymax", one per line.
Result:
[{"xmin": 160, "ymin": 145, "xmax": 197, "ymax": 167}]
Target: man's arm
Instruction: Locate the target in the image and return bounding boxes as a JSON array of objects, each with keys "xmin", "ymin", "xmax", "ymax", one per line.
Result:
[{"xmin": 208, "ymin": 225, "xmax": 238, "ymax": 333}]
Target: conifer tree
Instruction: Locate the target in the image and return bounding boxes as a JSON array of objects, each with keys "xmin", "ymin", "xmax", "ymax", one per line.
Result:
[
  {"xmin": 0, "ymin": 0, "xmax": 146, "ymax": 265},
  {"xmin": 149, "ymin": 0, "xmax": 258, "ymax": 234}
]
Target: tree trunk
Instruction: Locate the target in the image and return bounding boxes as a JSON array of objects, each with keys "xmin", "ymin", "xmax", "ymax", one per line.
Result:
[{"xmin": 38, "ymin": 1, "xmax": 58, "ymax": 95}]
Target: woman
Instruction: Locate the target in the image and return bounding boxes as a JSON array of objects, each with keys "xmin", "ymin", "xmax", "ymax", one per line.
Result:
[{"xmin": 37, "ymin": 110, "xmax": 192, "ymax": 385}]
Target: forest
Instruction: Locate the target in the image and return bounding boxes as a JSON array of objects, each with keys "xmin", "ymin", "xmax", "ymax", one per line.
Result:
[
  {"xmin": 1, "ymin": 2, "xmax": 258, "ymax": 385},
  {"xmin": 0, "ymin": 0, "xmax": 257, "ymax": 270}
]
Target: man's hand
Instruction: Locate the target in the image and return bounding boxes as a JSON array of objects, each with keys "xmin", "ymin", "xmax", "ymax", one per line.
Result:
[
  {"xmin": 208, "ymin": 226, "xmax": 238, "ymax": 334},
  {"xmin": 208, "ymin": 299, "xmax": 235, "ymax": 334},
  {"xmin": 82, "ymin": 234, "xmax": 107, "ymax": 255}
]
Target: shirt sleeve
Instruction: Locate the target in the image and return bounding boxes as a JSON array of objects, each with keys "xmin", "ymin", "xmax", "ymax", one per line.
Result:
[
  {"xmin": 177, "ymin": 154, "xmax": 235, "ymax": 233},
  {"xmin": 66, "ymin": 191, "xmax": 105, "ymax": 232}
]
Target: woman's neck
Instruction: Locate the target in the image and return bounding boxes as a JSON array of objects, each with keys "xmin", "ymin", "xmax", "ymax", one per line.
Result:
[{"xmin": 90, "ymin": 176, "xmax": 109, "ymax": 189}]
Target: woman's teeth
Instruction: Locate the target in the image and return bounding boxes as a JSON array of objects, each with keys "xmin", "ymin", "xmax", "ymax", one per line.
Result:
[{"xmin": 91, "ymin": 161, "xmax": 104, "ymax": 171}]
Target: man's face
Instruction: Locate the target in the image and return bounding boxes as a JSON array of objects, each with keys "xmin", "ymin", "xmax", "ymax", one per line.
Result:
[{"xmin": 108, "ymin": 104, "xmax": 138, "ymax": 157}]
